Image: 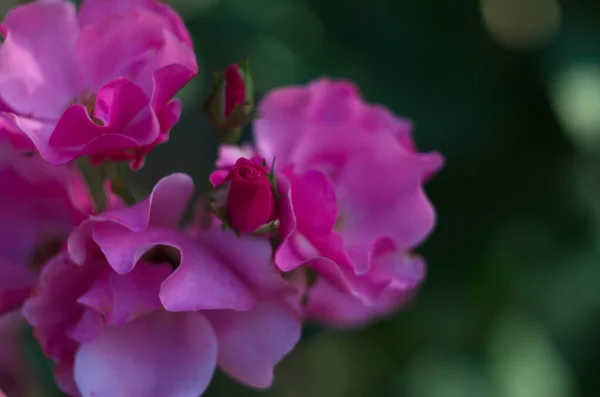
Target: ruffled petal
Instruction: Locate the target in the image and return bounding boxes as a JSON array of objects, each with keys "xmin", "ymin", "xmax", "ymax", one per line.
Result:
[
  {"xmin": 47, "ymin": 79, "xmax": 160, "ymax": 165},
  {"xmin": 92, "ymin": 173, "xmax": 194, "ymax": 232},
  {"xmin": 0, "ymin": 0, "xmax": 79, "ymax": 118},
  {"xmin": 92, "ymin": 225, "xmax": 256, "ymax": 312},
  {"xmin": 207, "ymin": 300, "xmax": 301, "ymax": 388},
  {"xmin": 74, "ymin": 311, "xmax": 217, "ymax": 397},
  {"xmin": 78, "ymin": 0, "xmax": 193, "ymax": 46},
  {"xmin": 77, "ymin": 261, "xmax": 170, "ymax": 325}
]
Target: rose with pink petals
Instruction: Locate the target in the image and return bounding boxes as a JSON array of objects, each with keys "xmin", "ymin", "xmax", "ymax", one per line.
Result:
[
  {"xmin": 0, "ymin": 0, "xmax": 197, "ymax": 169},
  {"xmin": 0, "ymin": 141, "xmax": 88, "ymax": 315},
  {"xmin": 24, "ymin": 173, "xmax": 302, "ymax": 397},
  {"xmin": 217, "ymin": 78, "xmax": 443, "ymax": 327}
]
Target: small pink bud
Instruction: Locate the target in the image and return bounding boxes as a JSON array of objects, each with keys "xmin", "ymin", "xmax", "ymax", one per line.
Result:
[
  {"xmin": 204, "ymin": 58, "xmax": 255, "ymax": 143},
  {"xmin": 210, "ymin": 157, "xmax": 276, "ymax": 233},
  {"xmin": 223, "ymin": 64, "xmax": 246, "ymax": 119}
]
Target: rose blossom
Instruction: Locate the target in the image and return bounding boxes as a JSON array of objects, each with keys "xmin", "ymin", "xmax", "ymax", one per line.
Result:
[
  {"xmin": 0, "ymin": 141, "xmax": 88, "ymax": 315},
  {"xmin": 0, "ymin": 0, "xmax": 197, "ymax": 169},
  {"xmin": 209, "ymin": 157, "xmax": 276, "ymax": 233},
  {"xmin": 23, "ymin": 173, "xmax": 302, "ymax": 396},
  {"xmin": 217, "ymin": 78, "xmax": 443, "ymax": 326}
]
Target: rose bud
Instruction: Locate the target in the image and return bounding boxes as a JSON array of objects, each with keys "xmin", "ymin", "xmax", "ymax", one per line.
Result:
[
  {"xmin": 209, "ymin": 157, "xmax": 276, "ymax": 233},
  {"xmin": 204, "ymin": 58, "xmax": 255, "ymax": 143}
]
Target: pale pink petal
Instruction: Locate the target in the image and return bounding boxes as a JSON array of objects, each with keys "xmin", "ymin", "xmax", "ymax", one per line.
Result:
[
  {"xmin": 92, "ymin": 173, "xmax": 194, "ymax": 232},
  {"xmin": 305, "ymin": 78, "xmax": 362, "ymax": 123},
  {"xmin": 145, "ymin": 33, "xmax": 198, "ymax": 109},
  {"xmin": 284, "ymin": 168, "xmax": 337, "ymax": 232},
  {"xmin": 76, "ymin": 9, "xmax": 164, "ymax": 93},
  {"xmin": 200, "ymin": 229, "xmax": 289, "ymax": 294},
  {"xmin": 54, "ymin": 362, "xmax": 80, "ymax": 397},
  {"xmin": 74, "ymin": 311, "xmax": 217, "ymax": 397},
  {"xmin": 305, "ymin": 277, "xmax": 418, "ymax": 328},
  {"xmin": 77, "ymin": 261, "xmax": 171, "ymax": 325},
  {"xmin": 91, "ymin": 225, "xmax": 256, "ymax": 311},
  {"xmin": 253, "ymin": 88, "xmax": 310, "ymax": 167},
  {"xmin": 0, "ymin": 113, "xmax": 54, "ymax": 156},
  {"xmin": 207, "ymin": 301, "xmax": 301, "ymax": 388},
  {"xmin": 21, "ymin": 252, "xmax": 101, "ymax": 362},
  {"xmin": 216, "ymin": 144, "xmax": 257, "ymax": 168},
  {"xmin": 78, "ymin": 0, "xmax": 194, "ymax": 46},
  {"xmin": 76, "ymin": 9, "xmax": 196, "ymax": 102},
  {"xmin": 68, "ymin": 308, "xmax": 104, "ymax": 344},
  {"xmin": 0, "ymin": 0, "xmax": 79, "ymax": 118}
]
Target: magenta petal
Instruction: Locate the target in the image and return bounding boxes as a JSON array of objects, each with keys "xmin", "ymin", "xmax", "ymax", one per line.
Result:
[
  {"xmin": 207, "ymin": 301, "xmax": 301, "ymax": 388},
  {"xmin": 209, "ymin": 169, "xmax": 229, "ymax": 187},
  {"xmin": 78, "ymin": 0, "xmax": 194, "ymax": 46},
  {"xmin": 273, "ymin": 173, "xmax": 304, "ymax": 273},
  {"xmin": 0, "ymin": 258, "xmax": 35, "ymax": 314},
  {"xmin": 76, "ymin": 9, "xmax": 164, "ymax": 92},
  {"xmin": 305, "ymin": 275, "xmax": 418, "ymax": 328},
  {"xmin": 0, "ymin": 113, "xmax": 55, "ymax": 158},
  {"xmin": 157, "ymin": 99, "xmax": 182, "ymax": 136},
  {"xmin": 96, "ymin": 173, "xmax": 194, "ymax": 231},
  {"xmin": 253, "ymin": 87, "xmax": 311, "ymax": 164},
  {"xmin": 48, "ymin": 79, "xmax": 160, "ymax": 163},
  {"xmin": 91, "ymin": 225, "xmax": 256, "ymax": 311},
  {"xmin": 93, "ymin": 78, "xmax": 152, "ymax": 138},
  {"xmin": 76, "ymin": 8, "xmax": 196, "ymax": 101},
  {"xmin": 285, "ymin": 168, "xmax": 338, "ymax": 232},
  {"xmin": 0, "ymin": 0, "xmax": 78, "ymax": 118},
  {"xmin": 21, "ymin": 252, "xmax": 100, "ymax": 363},
  {"xmin": 54, "ymin": 362, "xmax": 80, "ymax": 397},
  {"xmin": 215, "ymin": 144, "xmax": 257, "ymax": 168},
  {"xmin": 68, "ymin": 308, "xmax": 104, "ymax": 343},
  {"xmin": 77, "ymin": 261, "xmax": 170, "ymax": 326},
  {"xmin": 147, "ymin": 39, "xmax": 198, "ymax": 109},
  {"xmin": 74, "ymin": 311, "xmax": 218, "ymax": 397},
  {"xmin": 158, "ymin": 233, "xmax": 257, "ymax": 312},
  {"xmin": 200, "ymin": 229, "xmax": 289, "ymax": 294}
]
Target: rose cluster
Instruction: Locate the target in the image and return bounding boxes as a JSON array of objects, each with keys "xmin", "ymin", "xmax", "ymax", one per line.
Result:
[{"xmin": 0, "ymin": 1, "xmax": 443, "ymax": 396}]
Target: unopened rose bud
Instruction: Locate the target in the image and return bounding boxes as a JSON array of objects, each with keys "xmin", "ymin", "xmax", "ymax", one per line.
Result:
[
  {"xmin": 209, "ymin": 157, "xmax": 277, "ymax": 233},
  {"xmin": 204, "ymin": 58, "xmax": 255, "ymax": 143}
]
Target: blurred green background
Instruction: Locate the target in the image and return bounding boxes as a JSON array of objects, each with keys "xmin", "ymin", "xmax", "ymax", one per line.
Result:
[{"xmin": 3, "ymin": 0, "xmax": 600, "ymax": 396}]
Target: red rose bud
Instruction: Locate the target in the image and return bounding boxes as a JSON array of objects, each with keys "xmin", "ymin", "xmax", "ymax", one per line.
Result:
[
  {"xmin": 222, "ymin": 157, "xmax": 275, "ymax": 233},
  {"xmin": 204, "ymin": 58, "xmax": 255, "ymax": 143}
]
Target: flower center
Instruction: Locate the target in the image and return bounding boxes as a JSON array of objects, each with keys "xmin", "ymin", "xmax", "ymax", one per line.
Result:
[
  {"xmin": 77, "ymin": 93, "xmax": 103, "ymax": 125},
  {"xmin": 143, "ymin": 245, "xmax": 181, "ymax": 268}
]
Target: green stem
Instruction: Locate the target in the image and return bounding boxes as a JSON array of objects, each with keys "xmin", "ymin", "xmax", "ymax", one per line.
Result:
[
  {"xmin": 77, "ymin": 157, "xmax": 108, "ymax": 212},
  {"xmin": 105, "ymin": 161, "xmax": 140, "ymax": 206},
  {"xmin": 77, "ymin": 158, "xmax": 141, "ymax": 211}
]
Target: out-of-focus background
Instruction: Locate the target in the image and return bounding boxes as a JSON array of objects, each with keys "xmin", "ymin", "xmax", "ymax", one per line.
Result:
[{"xmin": 3, "ymin": 0, "xmax": 600, "ymax": 396}]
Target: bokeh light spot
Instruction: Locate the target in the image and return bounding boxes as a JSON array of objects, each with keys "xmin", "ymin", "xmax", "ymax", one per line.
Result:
[{"xmin": 481, "ymin": 0, "xmax": 561, "ymax": 50}]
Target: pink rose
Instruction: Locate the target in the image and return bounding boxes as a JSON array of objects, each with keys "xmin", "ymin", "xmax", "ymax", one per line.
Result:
[
  {"xmin": 24, "ymin": 174, "xmax": 301, "ymax": 396},
  {"xmin": 0, "ymin": 0, "xmax": 197, "ymax": 169},
  {"xmin": 217, "ymin": 78, "xmax": 443, "ymax": 327},
  {"xmin": 210, "ymin": 157, "xmax": 276, "ymax": 233}
]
